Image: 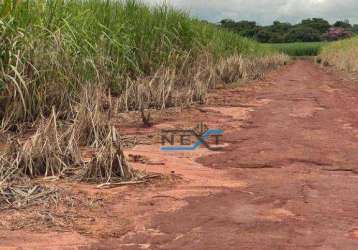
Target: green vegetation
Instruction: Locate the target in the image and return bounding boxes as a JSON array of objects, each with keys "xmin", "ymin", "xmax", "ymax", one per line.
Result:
[
  {"xmin": 0, "ymin": 0, "xmax": 283, "ymax": 124},
  {"xmin": 220, "ymin": 18, "xmax": 357, "ymax": 43},
  {"xmin": 320, "ymin": 37, "xmax": 358, "ymax": 72},
  {"xmin": 267, "ymin": 42, "xmax": 326, "ymax": 56}
]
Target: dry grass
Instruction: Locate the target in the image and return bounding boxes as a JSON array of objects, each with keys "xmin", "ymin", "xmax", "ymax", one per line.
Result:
[
  {"xmin": 0, "ymin": 87, "xmax": 134, "ymax": 207},
  {"xmin": 120, "ymin": 53, "xmax": 289, "ymax": 112},
  {"xmin": 1, "ymin": 87, "xmax": 132, "ymax": 180},
  {"xmin": 216, "ymin": 54, "xmax": 289, "ymax": 83},
  {"xmin": 0, "ymin": 50, "xmax": 289, "ymax": 207},
  {"xmin": 0, "ymin": 51, "xmax": 289, "ymax": 207},
  {"xmin": 319, "ymin": 37, "xmax": 358, "ymax": 73}
]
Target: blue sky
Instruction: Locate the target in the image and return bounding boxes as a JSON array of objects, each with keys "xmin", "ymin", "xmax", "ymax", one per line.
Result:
[{"xmin": 142, "ymin": 0, "xmax": 358, "ymax": 25}]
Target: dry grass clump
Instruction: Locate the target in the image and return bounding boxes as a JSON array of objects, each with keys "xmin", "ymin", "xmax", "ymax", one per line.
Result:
[
  {"xmin": 0, "ymin": 87, "xmax": 133, "ymax": 187},
  {"xmin": 320, "ymin": 37, "xmax": 358, "ymax": 73},
  {"xmin": 10, "ymin": 110, "xmax": 79, "ymax": 177},
  {"xmin": 216, "ymin": 54, "xmax": 289, "ymax": 83},
  {"xmin": 68, "ymin": 87, "xmax": 134, "ymax": 182},
  {"xmin": 121, "ymin": 53, "xmax": 217, "ymax": 111},
  {"xmin": 241, "ymin": 54, "xmax": 289, "ymax": 79}
]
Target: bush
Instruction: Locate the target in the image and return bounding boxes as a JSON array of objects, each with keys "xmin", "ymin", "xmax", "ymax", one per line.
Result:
[{"xmin": 285, "ymin": 27, "xmax": 322, "ymax": 42}]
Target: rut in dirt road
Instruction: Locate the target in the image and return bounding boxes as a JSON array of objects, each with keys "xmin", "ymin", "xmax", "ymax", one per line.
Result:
[{"xmin": 110, "ymin": 60, "xmax": 358, "ymax": 250}]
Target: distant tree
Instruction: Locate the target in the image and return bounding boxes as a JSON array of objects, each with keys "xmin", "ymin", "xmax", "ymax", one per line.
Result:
[
  {"xmin": 352, "ymin": 24, "xmax": 358, "ymax": 34},
  {"xmin": 285, "ymin": 27, "xmax": 321, "ymax": 42},
  {"xmin": 255, "ymin": 30, "xmax": 273, "ymax": 43},
  {"xmin": 219, "ymin": 19, "xmax": 237, "ymax": 30},
  {"xmin": 236, "ymin": 20, "xmax": 257, "ymax": 30},
  {"xmin": 300, "ymin": 18, "xmax": 330, "ymax": 33},
  {"xmin": 219, "ymin": 19, "xmax": 259, "ymax": 38},
  {"xmin": 269, "ymin": 33, "xmax": 285, "ymax": 43},
  {"xmin": 219, "ymin": 17, "xmax": 357, "ymax": 43},
  {"xmin": 241, "ymin": 28, "xmax": 260, "ymax": 38},
  {"xmin": 334, "ymin": 20, "xmax": 352, "ymax": 29},
  {"xmin": 269, "ymin": 21, "xmax": 292, "ymax": 33}
]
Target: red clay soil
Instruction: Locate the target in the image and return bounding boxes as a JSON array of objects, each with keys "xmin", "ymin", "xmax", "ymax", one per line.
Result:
[{"xmin": 1, "ymin": 60, "xmax": 358, "ymax": 249}]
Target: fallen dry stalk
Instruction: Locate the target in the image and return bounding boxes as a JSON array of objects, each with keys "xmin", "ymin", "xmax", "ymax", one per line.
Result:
[
  {"xmin": 96, "ymin": 174, "xmax": 162, "ymax": 189},
  {"xmin": 0, "ymin": 184, "xmax": 58, "ymax": 210}
]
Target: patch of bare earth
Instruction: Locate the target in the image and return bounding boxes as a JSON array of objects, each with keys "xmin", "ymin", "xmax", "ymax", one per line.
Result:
[{"xmin": 1, "ymin": 60, "xmax": 358, "ymax": 249}]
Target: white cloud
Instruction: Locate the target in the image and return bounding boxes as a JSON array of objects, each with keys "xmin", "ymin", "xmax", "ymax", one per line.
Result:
[{"xmin": 142, "ymin": 0, "xmax": 358, "ymax": 25}]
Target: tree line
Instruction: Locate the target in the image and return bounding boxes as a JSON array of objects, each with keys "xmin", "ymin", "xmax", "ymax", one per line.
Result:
[{"xmin": 219, "ymin": 18, "xmax": 358, "ymax": 43}]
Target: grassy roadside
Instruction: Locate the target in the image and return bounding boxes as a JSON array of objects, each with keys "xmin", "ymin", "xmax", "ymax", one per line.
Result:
[
  {"xmin": 0, "ymin": 0, "xmax": 288, "ymax": 200},
  {"xmin": 319, "ymin": 37, "xmax": 358, "ymax": 73},
  {"xmin": 266, "ymin": 42, "xmax": 326, "ymax": 56}
]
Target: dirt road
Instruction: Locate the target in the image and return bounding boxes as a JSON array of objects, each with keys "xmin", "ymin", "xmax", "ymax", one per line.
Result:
[{"xmin": 1, "ymin": 60, "xmax": 358, "ymax": 249}]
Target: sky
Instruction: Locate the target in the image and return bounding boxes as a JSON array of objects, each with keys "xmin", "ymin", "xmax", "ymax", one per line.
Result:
[{"xmin": 142, "ymin": 0, "xmax": 358, "ymax": 25}]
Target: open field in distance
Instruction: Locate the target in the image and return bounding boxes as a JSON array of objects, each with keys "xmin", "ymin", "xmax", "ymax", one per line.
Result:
[{"xmin": 266, "ymin": 42, "xmax": 327, "ymax": 56}]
